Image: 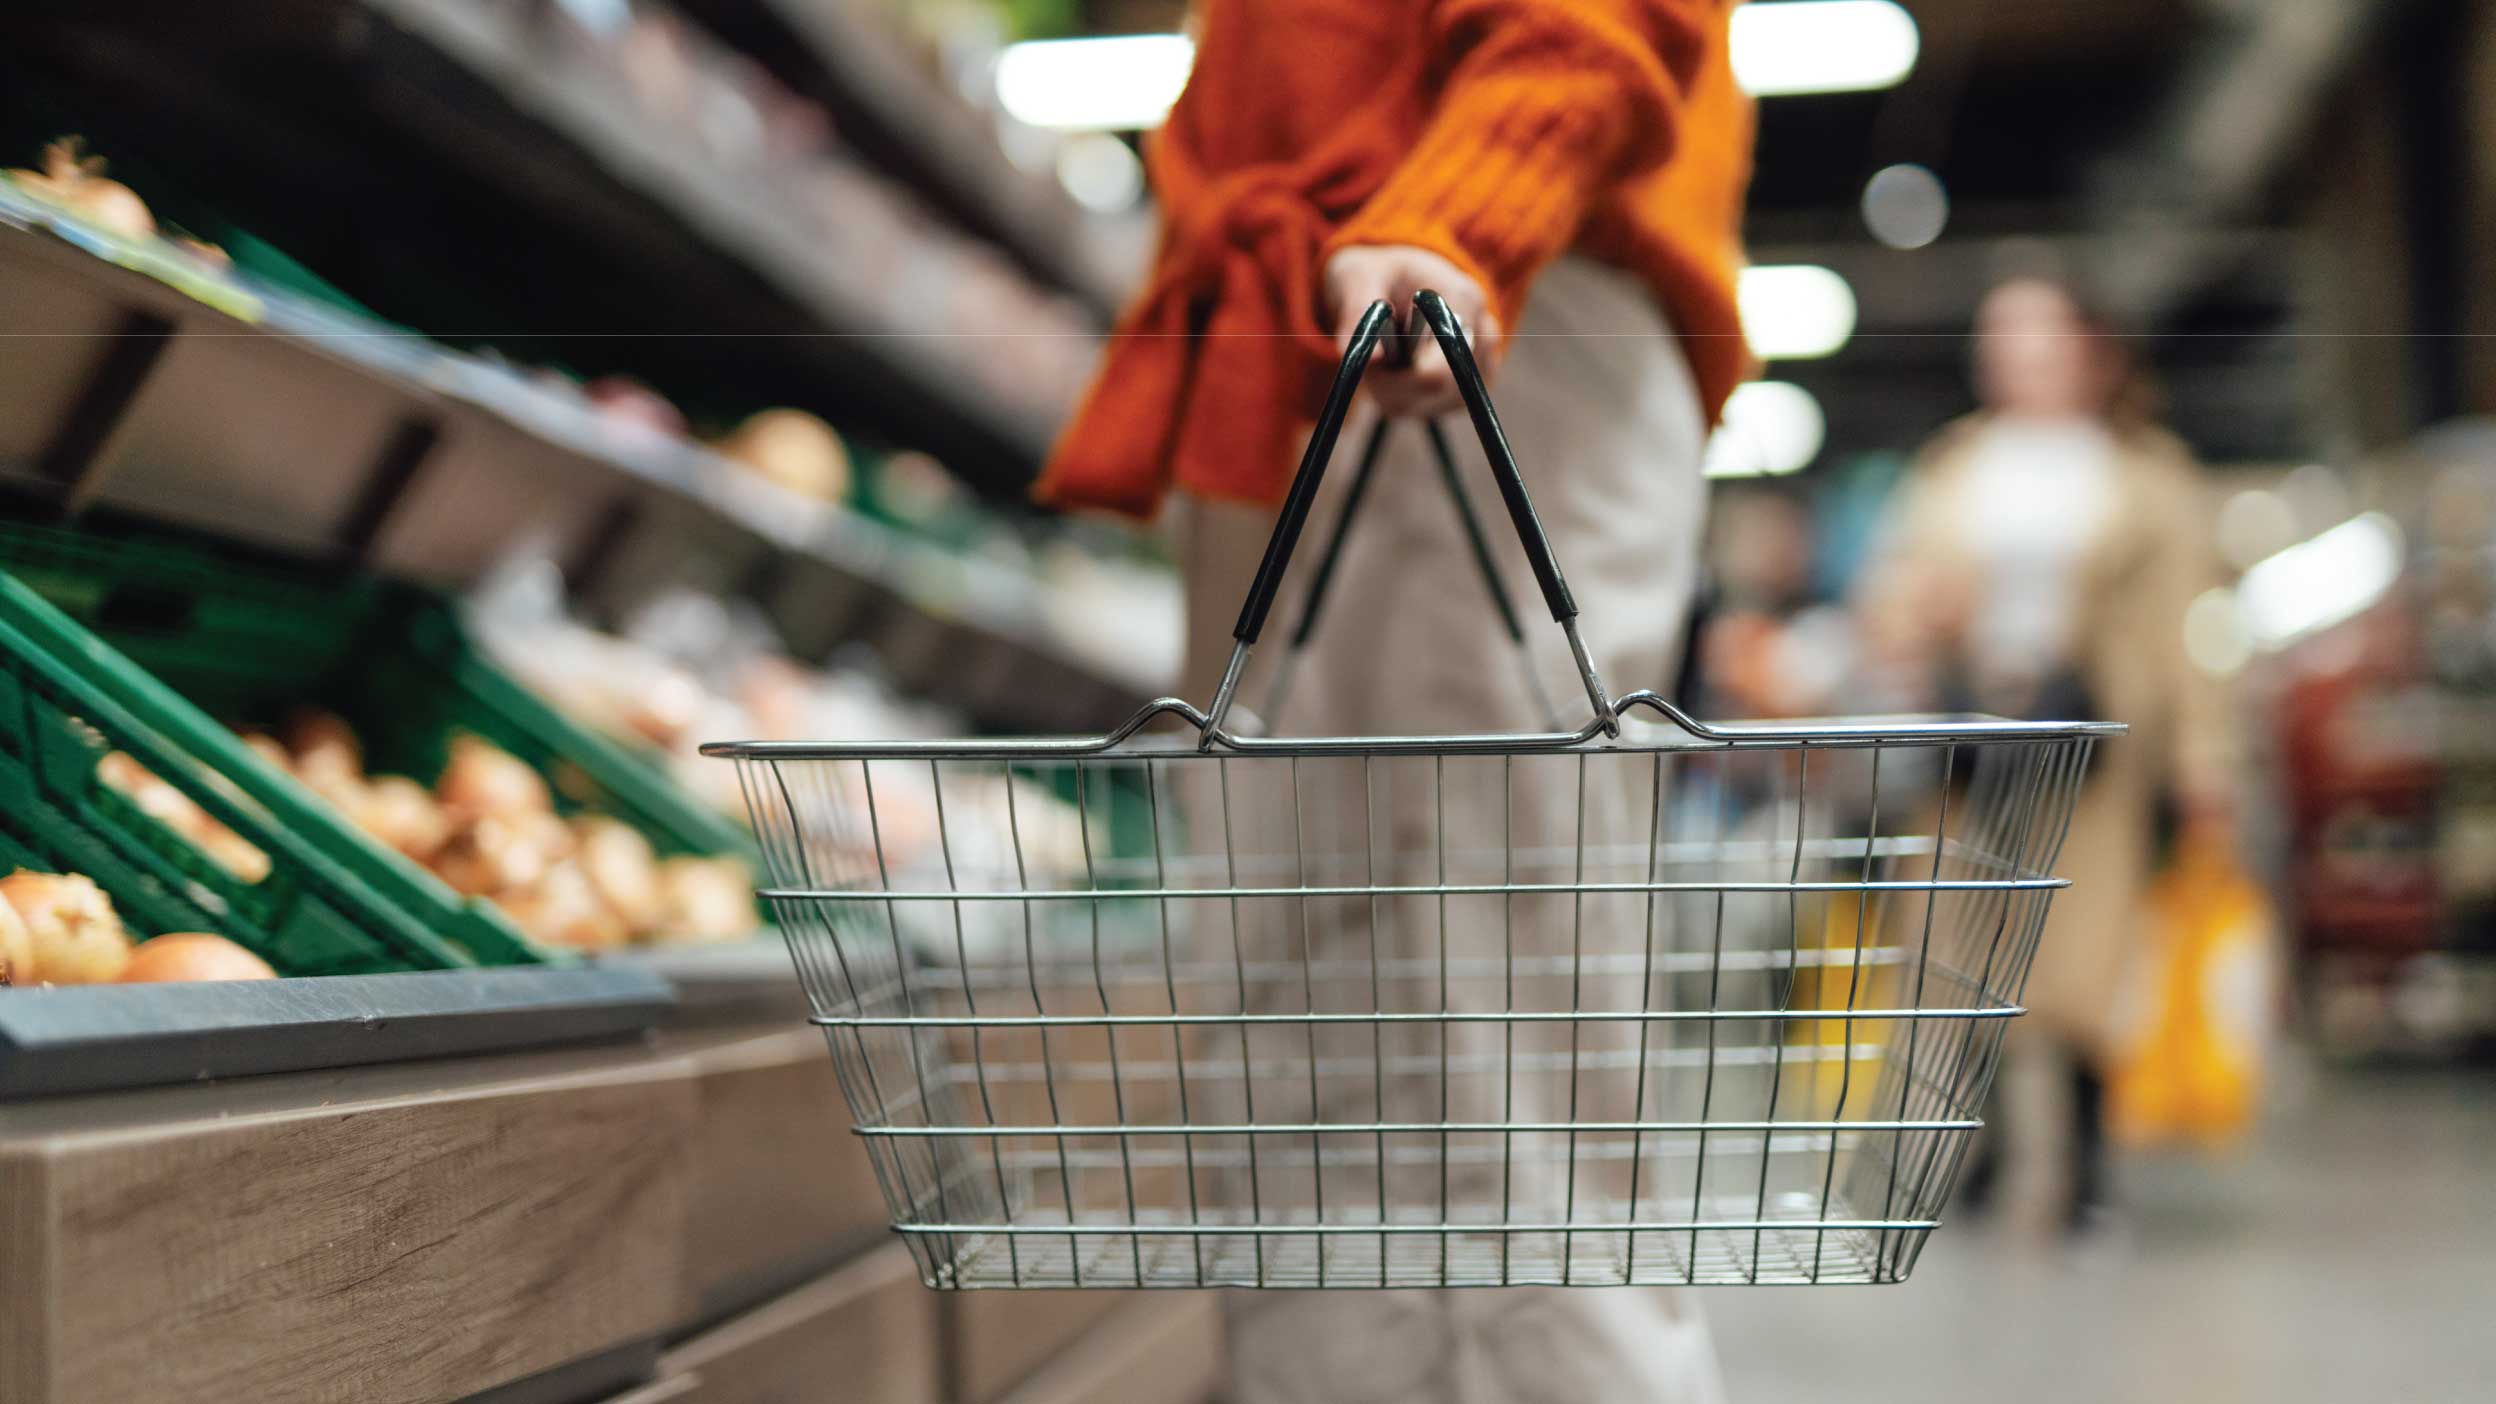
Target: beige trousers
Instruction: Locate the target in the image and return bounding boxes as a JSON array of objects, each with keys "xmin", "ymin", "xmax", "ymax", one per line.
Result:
[{"xmin": 1172, "ymin": 258, "xmax": 1721, "ymax": 1404}]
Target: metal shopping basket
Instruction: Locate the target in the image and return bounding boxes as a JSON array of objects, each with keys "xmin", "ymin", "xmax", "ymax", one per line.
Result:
[{"xmin": 704, "ymin": 293, "xmax": 2119, "ymax": 1290}]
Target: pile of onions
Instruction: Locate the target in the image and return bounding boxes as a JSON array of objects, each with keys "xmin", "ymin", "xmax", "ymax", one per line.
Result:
[
  {"xmin": 0, "ymin": 871, "xmax": 134, "ymax": 984},
  {"xmin": 0, "ymin": 871, "xmax": 278, "ymax": 985},
  {"xmin": 240, "ymin": 713, "xmax": 758, "ymax": 950}
]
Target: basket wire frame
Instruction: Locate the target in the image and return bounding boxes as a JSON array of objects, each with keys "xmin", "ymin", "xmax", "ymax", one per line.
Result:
[
  {"xmin": 708, "ymin": 294, "xmax": 2110, "ymax": 1289},
  {"xmin": 728, "ymin": 720, "xmax": 2094, "ymax": 1289}
]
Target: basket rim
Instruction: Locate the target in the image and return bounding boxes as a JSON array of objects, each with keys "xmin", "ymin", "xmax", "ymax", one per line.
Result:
[{"xmin": 699, "ymin": 690, "xmax": 2127, "ymax": 761}]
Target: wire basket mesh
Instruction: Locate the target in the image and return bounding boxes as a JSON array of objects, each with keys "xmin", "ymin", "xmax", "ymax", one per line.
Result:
[
  {"xmin": 722, "ymin": 716, "xmax": 2098, "ymax": 1288},
  {"xmin": 707, "ymin": 295, "xmax": 2113, "ymax": 1289}
]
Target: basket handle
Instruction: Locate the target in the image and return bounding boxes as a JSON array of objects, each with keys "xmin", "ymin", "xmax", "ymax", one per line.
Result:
[{"xmin": 1202, "ymin": 290, "xmax": 1614, "ymax": 744}]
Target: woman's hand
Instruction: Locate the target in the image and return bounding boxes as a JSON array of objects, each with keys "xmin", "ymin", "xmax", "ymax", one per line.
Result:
[{"xmin": 1322, "ymin": 245, "xmax": 1501, "ymax": 418}]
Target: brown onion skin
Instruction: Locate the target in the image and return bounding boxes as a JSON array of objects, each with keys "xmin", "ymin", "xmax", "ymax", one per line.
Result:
[
  {"xmin": 436, "ymin": 735, "xmax": 553, "ymax": 819},
  {"xmin": 0, "ymin": 897, "xmax": 31, "ymax": 986},
  {"xmin": 121, "ymin": 932, "xmax": 278, "ymax": 983},
  {"xmin": 0, "ymin": 871, "xmax": 132, "ymax": 984}
]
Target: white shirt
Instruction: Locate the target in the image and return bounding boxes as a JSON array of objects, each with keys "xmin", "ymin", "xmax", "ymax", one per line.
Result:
[{"xmin": 1955, "ymin": 416, "xmax": 2121, "ymax": 688}]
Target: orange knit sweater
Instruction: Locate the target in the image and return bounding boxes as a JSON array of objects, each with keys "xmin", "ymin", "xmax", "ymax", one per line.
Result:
[{"xmin": 1035, "ymin": 0, "xmax": 1753, "ymax": 517}]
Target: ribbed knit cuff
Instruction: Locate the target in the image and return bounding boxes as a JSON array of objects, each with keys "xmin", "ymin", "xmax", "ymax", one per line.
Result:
[{"xmin": 1329, "ymin": 73, "xmax": 1635, "ymax": 331}]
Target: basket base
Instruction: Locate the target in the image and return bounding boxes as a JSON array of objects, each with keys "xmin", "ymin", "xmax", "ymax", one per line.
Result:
[{"xmin": 900, "ymin": 1198, "xmax": 1929, "ymax": 1289}]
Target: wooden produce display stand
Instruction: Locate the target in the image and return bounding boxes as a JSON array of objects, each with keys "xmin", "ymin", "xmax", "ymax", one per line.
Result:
[{"xmin": 0, "ymin": 981, "xmax": 1225, "ymax": 1404}]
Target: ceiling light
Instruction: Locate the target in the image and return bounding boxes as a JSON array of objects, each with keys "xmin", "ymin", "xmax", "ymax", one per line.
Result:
[
  {"xmin": 996, "ymin": 3, "xmax": 1920, "ymax": 136},
  {"xmin": 1731, "ymin": 1, "xmax": 1920, "ymax": 97},
  {"xmin": 2237, "ymin": 512, "xmax": 2404, "ymax": 649},
  {"xmin": 1738, "ymin": 265, "xmax": 1857, "ymax": 360},
  {"xmin": 1705, "ymin": 381, "xmax": 1826, "ymax": 478},
  {"xmin": 1861, "ymin": 163, "xmax": 1949, "ymax": 249},
  {"xmin": 995, "ymin": 35, "xmax": 1196, "ymax": 132}
]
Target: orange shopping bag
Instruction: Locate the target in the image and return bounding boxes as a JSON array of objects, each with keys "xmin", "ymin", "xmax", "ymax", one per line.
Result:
[{"xmin": 2108, "ymin": 833, "xmax": 2279, "ymax": 1148}]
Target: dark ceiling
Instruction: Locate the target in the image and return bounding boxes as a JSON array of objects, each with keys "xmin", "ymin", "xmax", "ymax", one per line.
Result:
[{"xmin": 1743, "ymin": 0, "xmax": 2325, "ymax": 468}]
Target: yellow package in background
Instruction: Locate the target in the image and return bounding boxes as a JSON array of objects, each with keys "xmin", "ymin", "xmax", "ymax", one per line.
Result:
[{"xmin": 2108, "ymin": 833, "xmax": 2280, "ymax": 1148}]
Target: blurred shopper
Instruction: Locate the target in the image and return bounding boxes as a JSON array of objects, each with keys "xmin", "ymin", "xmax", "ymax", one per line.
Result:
[
  {"xmin": 1862, "ymin": 277, "xmax": 2235, "ymax": 1239},
  {"xmin": 1040, "ymin": 2, "xmax": 1752, "ymax": 1400}
]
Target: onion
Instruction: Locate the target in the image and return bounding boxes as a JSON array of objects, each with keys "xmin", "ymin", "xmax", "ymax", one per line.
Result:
[
  {"xmin": 436, "ymin": 735, "xmax": 552, "ymax": 818},
  {"xmin": 622, "ymin": 667, "xmax": 705, "ymax": 748},
  {"xmin": 582, "ymin": 376, "xmax": 688, "ymax": 437},
  {"xmin": 429, "ymin": 810, "xmax": 574, "ymax": 898},
  {"xmin": 650, "ymin": 855, "xmax": 759, "ymax": 944},
  {"xmin": 501, "ymin": 862, "xmax": 630, "ymax": 952},
  {"xmin": 121, "ymin": 932, "xmax": 277, "ymax": 983},
  {"xmin": 172, "ymin": 236, "xmax": 230, "ymax": 270},
  {"xmin": 295, "ymin": 764, "xmax": 371, "ymax": 817},
  {"xmin": 572, "ymin": 816, "xmax": 662, "ymax": 934},
  {"xmin": 195, "ymin": 827, "xmax": 273, "ymax": 885},
  {"xmin": 237, "ymin": 731, "xmax": 293, "ymax": 772},
  {"xmin": 283, "ymin": 708, "xmax": 363, "ymax": 786},
  {"xmin": 97, "ymin": 750, "xmax": 196, "ymax": 829},
  {"xmin": 875, "ymin": 450, "xmax": 966, "ymax": 527},
  {"xmin": 0, "ymin": 897, "xmax": 29, "ymax": 986},
  {"xmin": 0, "ymin": 871, "xmax": 132, "ymax": 984},
  {"xmin": 716, "ymin": 408, "xmax": 849, "ymax": 502},
  {"xmin": 352, "ymin": 775, "xmax": 452, "ymax": 861},
  {"xmin": 7, "ymin": 138, "xmax": 155, "ymax": 240}
]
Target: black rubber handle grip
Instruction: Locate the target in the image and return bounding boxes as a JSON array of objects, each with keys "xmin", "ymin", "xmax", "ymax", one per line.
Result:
[
  {"xmin": 1415, "ymin": 289, "xmax": 1578, "ymax": 623},
  {"xmin": 1229, "ymin": 290, "xmax": 1582, "ymax": 644},
  {"xmin": 1231, "ymin": 300, "xmax": 1395, "ymax": 645}
]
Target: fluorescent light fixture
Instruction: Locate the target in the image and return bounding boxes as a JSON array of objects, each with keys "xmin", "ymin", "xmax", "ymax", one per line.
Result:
[
  {"xmin": 995, "ymin": 34, "xmax": 1196, "ymax": 132},
  {"xmin": 1731, "ymin": 1, "xmax": 1920, "ymax": 97},
  {"xmin": 1705, "ymin": 381, "xmax": 1826, "ymax": 478},
  {"xmin": 1738, "ymin": 265, "xmax": 1857, "ymax": 360},
  {"xmin": 996, "ymin": 2, "xmax": 1918, "ymax": 135},
  {"xmin": 2237, "ymin": 512, "xmax": 2403, "ymax": 649}
]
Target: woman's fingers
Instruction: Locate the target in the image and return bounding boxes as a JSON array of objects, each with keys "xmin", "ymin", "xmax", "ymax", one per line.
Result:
[
  {"xmin": 1320, "ymin": 245, "xmax": 1501, "ymax": 419},
  {"xmin": 1369, "ymin": 293, "xmax": 1495, "ymax": 418}
]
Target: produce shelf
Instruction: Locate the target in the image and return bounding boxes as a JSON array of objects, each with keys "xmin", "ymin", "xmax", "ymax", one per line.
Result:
[
  {"xmin": 0, "ymin": 194, "xmax": 1162, "ymax": 735},
  {"xmin": 0, "ymin": 0, "xmax": 1095, "ymax": 496},
  {"xmin": 0, "ymin": 563, "xmax": 543, "ymax": 978},
  {"xmin": 674, "ymin": 0, "xmax": 1149, "ymax": 315},
  {"xmin": 0, "ymin": 964, "xmax": 675, "ymax": 1099}
]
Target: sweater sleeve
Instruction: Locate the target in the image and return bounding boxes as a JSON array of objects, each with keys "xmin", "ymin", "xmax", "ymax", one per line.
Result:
[{"xmin": 1327, "ymin": 0, "xmax": 1720, "ymax": 326}]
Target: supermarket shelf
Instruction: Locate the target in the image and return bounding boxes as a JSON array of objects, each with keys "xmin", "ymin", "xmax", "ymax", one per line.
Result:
[
  {"xmin": 357, "ymin": 0, "xmax": 1071, "ymax": 486},
  {"xmin": 676, "ymin": 0, "xmax": 1148, "ymax": 314},
  {"xmin": 0, "ymin": 196, "xmax": 1162, "ymax": 733},
  {"xmin": 0, "ymin": 964, "xmax": 675, "ymax": 1099},
  {"xmin": 0, "ymin": 0, "xmax": 1095, "ymax": 496}
]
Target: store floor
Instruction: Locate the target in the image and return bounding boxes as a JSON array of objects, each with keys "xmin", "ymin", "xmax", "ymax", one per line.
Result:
[{"xmin": 1704, "ymin": 1058, "xmax": 2496, "ymax": 1403}]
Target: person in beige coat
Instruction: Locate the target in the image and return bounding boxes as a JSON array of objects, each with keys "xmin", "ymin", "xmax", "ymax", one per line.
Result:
[{"xmin": 1861, "ymin": 277, "xmax": 2236, "ymax": 1238}]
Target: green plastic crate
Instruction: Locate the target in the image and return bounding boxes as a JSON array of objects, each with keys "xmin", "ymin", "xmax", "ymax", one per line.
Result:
[
  {"xmin": 0, "ymin": 520, "xmax": 761, "ymax": 973},
  {"xmin": 0, "ymin": 573, "xmax": 502, "ymax": 975}
]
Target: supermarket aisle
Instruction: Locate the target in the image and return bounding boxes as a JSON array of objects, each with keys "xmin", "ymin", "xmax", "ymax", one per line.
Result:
[{"xmin": 1706, "ymin": 1062, "xmax": 2496, "ymax": 1404}]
